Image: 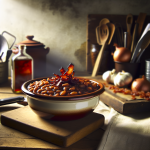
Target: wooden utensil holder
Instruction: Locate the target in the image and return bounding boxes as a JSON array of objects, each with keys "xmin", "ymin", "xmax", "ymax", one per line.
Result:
[{"xmin": 115, "ymin": 61, "xmax": 140, "ymax": 80}]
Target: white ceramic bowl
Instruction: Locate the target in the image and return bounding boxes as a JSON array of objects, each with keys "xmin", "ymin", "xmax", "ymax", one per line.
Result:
[{"xmin": 21, "ymin": 77, "xmax": 104, "ymax": 120}]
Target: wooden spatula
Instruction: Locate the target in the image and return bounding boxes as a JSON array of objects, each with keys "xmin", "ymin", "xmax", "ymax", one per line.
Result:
[
  {"xmin": 137, "ymin": 12, "xmax": 147, "ymax": 39},
  {"xmin": 131, "ymin": 13, "xmax": 146, "ymax": 54},
  {"xmin": 106, "ymin": 23, "xmax": 115, "ymax": 45},
  {"xmin": 126, "ymin": 14, "xmax": 133, "ymax": 50},
  {"xmin": 99, "ymin": 18, "xmax": 110, "ymax": 27},
  {"xmin": 97, "ymin": 18, "xmax": 110, "ymax": 45},
  {"xmin": 115, "ymin": 23, "xmax": 124, "ymax": 47},
  {"xmin": 92, "ymin": 24, "xmax": 109, "ymax": 77},
  {"xmin": 96, "ymin": 26, "xmax": 101, "ymax": 45},
  {"xmin": 130, "ymin": 21, "xmax": 139, "ymax": 54}
]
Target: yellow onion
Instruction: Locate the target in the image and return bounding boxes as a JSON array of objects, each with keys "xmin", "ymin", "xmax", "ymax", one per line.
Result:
[
  {"xmin": 113, "ymin": 44, "xmax": 131, "ymax": 62},
  {"xmin": 131, "ymin": 75, "xmax": 150, "ymax": 92}
]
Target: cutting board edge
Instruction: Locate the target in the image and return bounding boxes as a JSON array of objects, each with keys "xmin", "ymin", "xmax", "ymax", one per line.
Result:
[
  {"xmin": 100, "ymin": 91, "xmax": 125, "ymax": 114},
  {"xmin": 1, "ymin": 114, "xmax": 66, "ymax": 147},
  {"xmin": 1, "ymin": 106, "xmax": 105, "ymax": 147},
  {"xmin": 123, "ymin": 101, "xmax": 150, "ymax": 114},
  {"xmin": 100, "ymin": 91, "xmax": 150, "ymax": 114},
  {"xmin": 66, "ymin": 114, "xmax": 104, "ymax": 147}
]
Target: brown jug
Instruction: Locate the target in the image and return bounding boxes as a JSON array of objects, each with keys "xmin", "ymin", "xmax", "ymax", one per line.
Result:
[{"xmin": 12, "ymin": 35, "xmax": 50, "ymax": 78}]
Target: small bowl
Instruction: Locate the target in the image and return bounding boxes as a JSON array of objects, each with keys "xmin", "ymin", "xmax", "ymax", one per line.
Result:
[{"xmin": 21, "ymin": 77, "xmax": 104, "ymax": 121}]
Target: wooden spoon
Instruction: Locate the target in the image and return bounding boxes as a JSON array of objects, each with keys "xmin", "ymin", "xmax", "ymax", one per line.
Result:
[
  {"xmin": 99, "ymin": 18, "xmax": 110, "ymax": 27},
  {"xmin": 126, "ymin": 14, "xmax": 133, "ymax": 50},
  {"xmin": 92, "ymin": 24, "xmax": 109, "ymax": 77},
  {"xmin": 130, "ymin": 21, "xmax": 139, "ymax": 54},
  {"xmin": 136, "ymin": 13, "xmax": 147, "ymax": 39},
  {"xmin": 131, "ymin": 13, "xmax": 146, "ymax": 54},
  {"xmin": 97, "ymin": 18, "xmax": 110, "ymax": 45},
  {"xmin": 115, "ymin": 23, "xmax": 124, "ymax": 47},
  {"xmin": 106, "ymin": 23, "xmax": 115, "ymax": 44},
  {"xmin": 95, "ymin": 26, "xmax": 101, "ymax": 45}
]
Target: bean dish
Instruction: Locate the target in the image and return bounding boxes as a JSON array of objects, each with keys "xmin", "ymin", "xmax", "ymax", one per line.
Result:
[{"xmin": 27, "ymin": 63, "xmax": 100, "ymax": 96}]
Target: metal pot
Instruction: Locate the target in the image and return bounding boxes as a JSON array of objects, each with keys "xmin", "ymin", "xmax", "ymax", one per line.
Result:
[{"xmin": 12, "ymin": 35, "xmax": 50, "ymax": 78}]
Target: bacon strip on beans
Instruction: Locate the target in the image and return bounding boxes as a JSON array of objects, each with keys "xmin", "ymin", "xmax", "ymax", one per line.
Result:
[
  {"xmin": 27, "ymin": 78, "xmax": 100, "ymax": 97},
  {"xmin": 27, "ymin": 64, "xmax": 100, "ymax": 97}
]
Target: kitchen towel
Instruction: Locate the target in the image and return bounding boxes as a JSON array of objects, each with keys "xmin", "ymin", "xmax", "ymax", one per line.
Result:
[{"xmin": 97, "ymin": 103, "xmax": 150, "ymax": 150}]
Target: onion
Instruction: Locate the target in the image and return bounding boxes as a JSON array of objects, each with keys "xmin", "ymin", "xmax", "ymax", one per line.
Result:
[
  {"xmin": 131, "ymin": 75, "xmax": 150, "ymax": 92},
  {"xmin": 113, "ymin": 44, "xmax": 131, "ymax": 62}
]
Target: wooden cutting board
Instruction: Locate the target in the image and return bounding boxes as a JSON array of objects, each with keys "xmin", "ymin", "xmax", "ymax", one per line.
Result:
[
  {"xmin": 1, "ymin": 106, "xmax": 104, "ymax": 147},
  {"xmin": 98, "ymin": 79, "xmax": 150, "ymax": 114}
]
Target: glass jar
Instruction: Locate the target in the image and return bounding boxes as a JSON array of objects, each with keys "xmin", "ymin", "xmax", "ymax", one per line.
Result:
[{"xmin": 11, "ymin": 45, "xmax": 34, "ymax": 93}]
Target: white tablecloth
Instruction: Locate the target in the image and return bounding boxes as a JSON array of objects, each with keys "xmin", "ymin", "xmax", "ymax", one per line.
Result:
[{"xmin": 95, "ymin": 101, "xmax": 150, "ymax": 150}]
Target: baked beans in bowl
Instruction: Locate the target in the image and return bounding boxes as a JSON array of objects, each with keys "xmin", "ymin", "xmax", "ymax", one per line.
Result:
[{"xmin": 21, "ymin": 64, "xmax": 104, "ymax": 120}]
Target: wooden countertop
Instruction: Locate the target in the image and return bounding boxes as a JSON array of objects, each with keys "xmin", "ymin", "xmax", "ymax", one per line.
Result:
[{"xmin": 0, "ymin": 77, "xmax": 105, "ymax": 150}]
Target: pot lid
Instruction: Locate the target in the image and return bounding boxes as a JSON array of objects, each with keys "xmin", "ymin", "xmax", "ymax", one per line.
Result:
[{"xmin": 17, "ymin": 35, "xmax": 44, "ymax": 47}]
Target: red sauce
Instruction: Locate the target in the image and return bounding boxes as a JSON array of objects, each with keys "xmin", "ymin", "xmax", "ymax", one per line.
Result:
[{"xmin": 14, "ymin": 60, "xmax": 32, "ymax": 92}]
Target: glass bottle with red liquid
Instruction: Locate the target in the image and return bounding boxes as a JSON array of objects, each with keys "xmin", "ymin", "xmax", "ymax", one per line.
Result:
[{"xmin": 11, "ymin": 45, "xmax": 34, "ymax": 93}]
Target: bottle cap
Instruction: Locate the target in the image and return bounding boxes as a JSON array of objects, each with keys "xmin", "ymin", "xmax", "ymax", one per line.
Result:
[{"xmin": 19, "ymin": 45, "xmax": 26, "ymax": 50}]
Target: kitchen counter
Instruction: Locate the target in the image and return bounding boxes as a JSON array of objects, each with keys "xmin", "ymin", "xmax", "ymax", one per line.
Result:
[{"xmin": 1, "ymin": 77, "xmax": 150, "ymax": 150}]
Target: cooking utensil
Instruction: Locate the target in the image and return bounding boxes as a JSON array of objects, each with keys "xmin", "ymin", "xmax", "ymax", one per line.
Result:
[
  {"xmin": 0, "ymin": 36, "xmax": 8, "ymax": 62},
  {"xmin": 136, "ymin": 37, "xmax": 150, "ymax": 63},
  {"xmin": 0, "ymin": 31, "xmax": 16, "ymax": 62},
  {"xmin": 97, "ymin": 18, "xmax": 110, "ymax": 45},
  {"xmin": 5, "ymin": 50, "xmax": 12, "ymax": 62},
  {"xmin": 139, "ymin": 23, "xmax": 150, "ymax": 40},
  {"xmin": 131, "ymin": 13, "xmax": 146, "ymax": 55},
  {"xmin": 131, "ymin": 23, "xmax": 150, "ymax": 59},
  {"xmin": 0, "ymin": 52, "xmax": 3, "ymax": 62},
  {"xmin": 130, "ymin": 21, "xmax": 139, "ymax": 54},
  {"xmin": 99, "ymin": 18, "xmax": 110, "ymax": 27},
  {"xmin": 126, "ymin": 14, "xmax": 133, "ymax": 50},
  {"xmin": 131, "ymin": 30, "xmax": 150, "ymax": 63},
  {"xmin": 135, "ymin": 24, "xmax": 150, "ymax": 62},
  {"xmin": 115, "ymin": 23, "xmax": 124, "ymax": 47},
  {"xmin": 0, "ymin": 96, "xmax": 26, "ymax": 106},
  {"xmin": 124, "ymin": 32, "xmax": 128, "ymax": 48},
  {"xmin": 145, "ymin": 59, "xmax": 150, "ymax": 82},
  {"xmin": 136, "ymin": 49, "xmax": 148, "ymax": 63},
  {"xmin": 136, "ymin": 13, "xmax": 147, "ymax": 40},
  {"xmin": 92, "ymin": 24, "xmax": 109, "ymax": 77},
  {"xmin": 106, "ymin": 22, "xmax": 115, "ymax": 44},
  {"xmin": 96, "ymin": 26, "xmax": 100, "ymax": 45}
]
